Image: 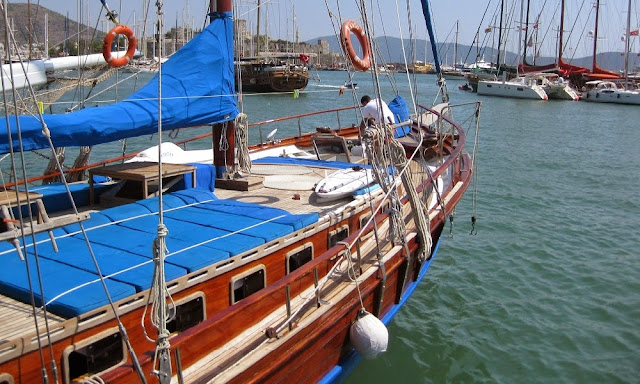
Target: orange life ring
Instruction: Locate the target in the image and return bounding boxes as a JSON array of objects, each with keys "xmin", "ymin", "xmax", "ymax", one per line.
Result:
[
  {"xmin": 340, "ymin": 20, "xmax": 371, "ymax": 72},
  {"xmin": 102, "ymin": 25, "xmax": 137, "ymax": 68}
]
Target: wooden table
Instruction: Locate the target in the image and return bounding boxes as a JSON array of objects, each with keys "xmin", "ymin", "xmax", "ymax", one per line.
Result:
[{"xmin": 88, "ymin": 162, "xmax": 196, "ymax": 204}]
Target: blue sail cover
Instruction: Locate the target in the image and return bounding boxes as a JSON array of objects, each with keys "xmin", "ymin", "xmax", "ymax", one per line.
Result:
[{"xmin": 0, "ymin": 12, "xmax": 237, "ymax": 154}]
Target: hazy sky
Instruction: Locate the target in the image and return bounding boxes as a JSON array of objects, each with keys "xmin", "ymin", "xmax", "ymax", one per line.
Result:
[{"xmin": 18, "ymin": 0, "xmax": 639, "ymax": 58}]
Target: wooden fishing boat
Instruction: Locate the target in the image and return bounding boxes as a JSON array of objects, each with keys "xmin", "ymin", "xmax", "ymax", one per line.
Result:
[
  {"xmin": 237, "ymin": 56, "xmax": 310, "ymax": 93},
  {"xmin": 0, "ymin": 0, "xmax": 479, "ymax": 383}
]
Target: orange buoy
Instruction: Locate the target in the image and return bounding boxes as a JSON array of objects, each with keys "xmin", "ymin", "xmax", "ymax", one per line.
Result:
[
  {"xmin": 102, "ymin": 25, "xmax": 137, "ymax": 68},
  {"xmin": 340, "ymin": 20, "xmax": 371, "ymax": 72}
]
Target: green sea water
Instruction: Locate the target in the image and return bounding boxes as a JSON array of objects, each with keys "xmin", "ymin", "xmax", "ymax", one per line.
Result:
[{"xmin": 46, "ymin": 69, "xmax": 640, "ymax": 383}]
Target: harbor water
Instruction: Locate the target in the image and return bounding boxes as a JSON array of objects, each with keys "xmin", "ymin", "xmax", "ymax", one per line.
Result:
[{"xmin": 49, "ymin": 70, "xmax": 640, "ymax": 383}]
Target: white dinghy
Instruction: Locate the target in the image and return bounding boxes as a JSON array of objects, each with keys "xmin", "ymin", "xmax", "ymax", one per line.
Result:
[{"xmin": 314, "ymin": 166, "xmax": 375, "ymax": 201}]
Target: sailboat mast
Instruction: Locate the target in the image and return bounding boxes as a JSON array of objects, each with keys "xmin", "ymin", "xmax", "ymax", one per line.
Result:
[
  {"xmin": 496, "ymin": 0, "xmax": 504, "ymax": 68},
  {"xmin": 454, "ymin": 20, "xmax": 458, "ymax": 68},
  {"xmin": 623, "ymin": 0, "xmax": 631, "ymax": 87},
  {"xmin": 558, "ymin": 0, "xmax": 565, "ymax": 63},
  {"xmin": 256, "ymin": 0, "xmax": 261, "ymax": 55},
  {"xmin": 523, "ymin": 0, "xmax": 531, "ymax": 62},
  {"xmin": 592, "ymin": 0, "xmax": 600, "ymax": 71},
  {"xmin": 517, "ymin": 0, "xmax": 524, "ymax": 72}
]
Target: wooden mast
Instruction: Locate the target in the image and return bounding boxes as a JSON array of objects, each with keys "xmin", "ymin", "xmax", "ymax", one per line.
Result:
[{"xmin": 211, "ymin": 0, "xmax": 235, "ymax": 179}]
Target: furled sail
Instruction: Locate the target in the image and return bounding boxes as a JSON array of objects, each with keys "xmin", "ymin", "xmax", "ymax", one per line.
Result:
[{"xmin": 0, "ymin": 12, "xmax": 237, "ymax": 154}]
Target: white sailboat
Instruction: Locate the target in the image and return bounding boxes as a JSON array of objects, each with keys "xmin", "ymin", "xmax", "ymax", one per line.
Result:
[
  {"xmin": 582, "ymin": 0, "xmax": 640, "ymax": 105},
  {"xmin": 477, "ymin": 73, "xmax": 548, "ymax": 100}
]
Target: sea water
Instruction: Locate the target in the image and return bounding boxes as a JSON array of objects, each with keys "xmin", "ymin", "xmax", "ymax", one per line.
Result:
[{"xmin": 44, "ymin": 70, "xmax": 640, "ymax": 383}]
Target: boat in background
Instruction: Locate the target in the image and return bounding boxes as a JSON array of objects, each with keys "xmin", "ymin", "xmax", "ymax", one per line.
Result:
[
  {"xmin": 582, "ymin": 80, "xmax": 640, "ymax": 104},
  {"xmin": 477, "ymin": 73, "xmax": 548, "ymax": 100},
  {"xmin": 0, "ymin": 0, "xmax": 477, "ymax": 383},
  {"xmin": 343, "ymin": 81, "xmax": 358, "ymax": 89},
  {"xmin": 237, "ymin": 54, "xmax": 310, "ymax": 93},
  {"xmin": 581, "ymin": 0, "xmax": 639, "ymax": 105},
  {"xmin": 537, "ymin": 73, "xmax": 579, "ymax": 101}
]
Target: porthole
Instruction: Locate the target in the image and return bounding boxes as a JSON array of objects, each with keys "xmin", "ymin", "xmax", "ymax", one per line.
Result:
[
  {"xmin": 328, "ymin": 226, "xmax": 349, "ymax": 249},
  {"xmin": 0, "ymin": 373, "xmax": 14, "ymax": 384},
  {"xmin": 230, "ymin": 265, "xmax": 266, "ymax": 304},
  {"xmin": 359, "ymin": 213, "xmax": 372, "ymax": 229},
  {"xmin": 63, "ymin": 328, "xmax": 125, "ymax": 383},
  {"xmin": 167, "ymin": 293, "xmax": 206, "ymax": 334},
  {"xmin": 286, "ymin": 242, "xmax": 314, "ymax": 274}
]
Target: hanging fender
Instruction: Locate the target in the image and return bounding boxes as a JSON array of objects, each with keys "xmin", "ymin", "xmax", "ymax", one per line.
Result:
[
  {"xmin": 102, "ymin": 25, "xmax": 137, "ymax": 68},
  {"xmin": 340, "ymin": 20, "xmax": 371, "ymax": 72}
]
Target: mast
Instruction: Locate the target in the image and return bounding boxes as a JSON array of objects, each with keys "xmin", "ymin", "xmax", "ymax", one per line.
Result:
[
  {"xmin": 592, "ymin": 0, "xmax": 600, "ymax": 71},
  {"xmin": 256, "ymin": 0, "xmax": 261, "ymax": 55},
  {"xmin": 523, "ymin": 0, "xmax": 531, "ymax": 62},
  {"xmin": 517, "ymin": 0, "xmax": 524, "ymax": 73},
  {"xmin": 623, "ymin": 0, "xmax": 631, "ymax": 87},
  {"xmin": 454, "ymin": 20, "xmax": 459, "ymax": 69},
  {"xmin": 211, "ymin": 0, "xmax": 235, "ymax": 179},
  {"xmin": 27, "ymin": 0, "xmax": 31, "ymax": 59},
  {"xmin": 496, "ymin": 0, "xmax": 504, "ymax": 68},
  {"xmin": 419, "ymin": 0, "xmax": 449, "ymax": 103}
]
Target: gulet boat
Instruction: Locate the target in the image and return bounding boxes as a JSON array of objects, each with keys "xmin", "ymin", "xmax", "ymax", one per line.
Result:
[{"xmin": 0, "ymin": 0, "xmax": 479, "ymax": 383}]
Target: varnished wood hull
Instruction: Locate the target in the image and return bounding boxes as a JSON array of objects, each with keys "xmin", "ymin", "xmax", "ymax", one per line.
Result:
[{"xmin": 0, "ymin": 105, "xmax": 473, "ymax": 384}]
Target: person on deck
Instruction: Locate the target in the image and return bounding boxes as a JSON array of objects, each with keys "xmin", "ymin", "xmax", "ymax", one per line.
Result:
[{"xmin": 359, "ymin": 95, "xmax": 396, "ymax": 137}]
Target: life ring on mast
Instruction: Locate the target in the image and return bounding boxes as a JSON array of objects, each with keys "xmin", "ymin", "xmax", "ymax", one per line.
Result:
[
  {"xmin": 102, "ymin": 25, "xmax": 137, "ymax": 68},
  {"xmin": 340, "ymin": 20, "xmax": 371, "ymax": 72}
]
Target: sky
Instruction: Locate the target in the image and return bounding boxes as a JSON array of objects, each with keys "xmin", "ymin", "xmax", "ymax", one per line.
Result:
[{"xmin": 18, "ymin": 0, "xmax": 640, "ymax": 59}]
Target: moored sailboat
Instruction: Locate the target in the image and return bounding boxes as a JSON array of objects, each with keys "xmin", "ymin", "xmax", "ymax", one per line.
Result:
[{"xmin": 0, "ymin": 1, "xmax": 478, "ymax": 384}]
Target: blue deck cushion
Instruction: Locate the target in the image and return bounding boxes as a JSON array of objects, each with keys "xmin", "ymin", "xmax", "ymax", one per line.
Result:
[
  {"xmin": 0, "ymin": 254, "xmax": 136, "ymax": 318},
  {"xmin": 78, "ymin": 223, "xmax": 231, "ymax": 272},
  {"xmin": 100, "ymin": 203, "xmax": 152, "ymax": 222},
  {"xmin": 135, "ymin": 194, "xmax": 191, "ymax": 212},
  {"xmin": 33, "ymin": 237, "xmax": 187, "ymax": 292},
  {"xmin": 163, "ymin": 207, "xmax": 292, "ymax": 242},
  {"xmin": 192, "ymin": 200, "xmax": 318, "ymax": 231},
  {"xmin": 24, "ymin": 182, "xmax": 113, "ymax": 213},
  {"xmin": 116, "ymin": 215, "xmax": 264, "ymax": 256},
  {"xmin": 170, "ymin": 188, "xmax": 218, "ymax": 204},
  {"xmin": 59, "ymin": 212, "xmax": 114, "ymax": 234}
]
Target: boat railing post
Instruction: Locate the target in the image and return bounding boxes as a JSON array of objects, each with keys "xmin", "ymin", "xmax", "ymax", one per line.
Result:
[
  {"xmin": 356, "ymin": 239, "xmax": 363, "ymax": 275},
  {"xmin": 313, "ymin": 267, "xmax": 320, "ymax": 307},
  {"xmin": 297, "ymin": 118, "xmax": 302, "ymax": 137},
  {"xmin": 336, "ymin": 111, "xmax": 342, "ymax": 130},
  {"xmin": 175, "ymin": 348, "xmax": 184, "ymax": 384},
  {"xmin": 285, "ymin": 285, "xmax": 292, "ymax": 331}
]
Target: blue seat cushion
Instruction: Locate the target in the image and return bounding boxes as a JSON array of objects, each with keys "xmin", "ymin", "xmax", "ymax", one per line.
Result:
[
  {"xmin": 0, "ymin": 254, "xmax": 136, "ymax": 318},
  {"xmin": 24, "ymin": 182, "xmax": 113, "ymax": 213},
  {"xmin": 60, "ymin": 212, "xmax": 114, "ymax": 234},
  {"xmin": 80, "ymin": 223, "xmax": 232, "ymax": 271},
  {"xmin": 100, "ymin": 203, "xmax": 152, "ymax": 222},
  {"xmin": 116, "ymin": 215, "xmax": 263, "ymax": 257},
  {"xmin": 134, "ymin": 195, "xmax": 191, "ymax": 212},
  {"xmin": 193, "ymin": 200, "xmax": 318, "ymax": 231},
  {"xmin": 33, "ymin": 237, "xmax": 187, "ymax": 292},
  {"xmin": 163, "ymin": 207, "xmax": 292, "ymax": 242},
  {"xmin": 170, "ymin": 189, "xmax": 218, "ymax": 204}
]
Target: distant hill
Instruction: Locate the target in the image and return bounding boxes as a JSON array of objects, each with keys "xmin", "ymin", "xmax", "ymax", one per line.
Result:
[
  {"xmin": 310, "ymin": 34, "xmax": 639, "ymax": 72},
  {"xmin": 0, "ymin": 3, "xmax": 104, "ymax": 53}
]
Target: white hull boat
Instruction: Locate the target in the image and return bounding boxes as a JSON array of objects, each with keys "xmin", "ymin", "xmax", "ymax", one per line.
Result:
[
  {"xmin": 477, "ymin": 74, "xmax": 548, "ymax": 100},
  {"xmin": 582, "ymin": 81, "xmax": 640, "ymax": 105},
  {"xmin": 314, "ymin": 167, "xmax": 375, "ymax": 201}
]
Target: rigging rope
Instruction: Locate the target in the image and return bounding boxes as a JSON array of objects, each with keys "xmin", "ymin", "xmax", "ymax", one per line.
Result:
[{"xmin": 235, "ymin": 113, "xmax": 251, "ymax": 174}]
